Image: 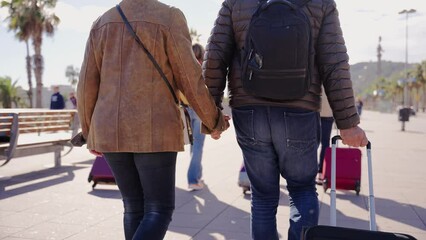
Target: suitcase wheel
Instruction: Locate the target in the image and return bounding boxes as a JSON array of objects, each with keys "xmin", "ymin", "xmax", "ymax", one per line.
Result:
[{"xmin": 355, "ymin": 180, "xmax": 361, "ymax": 195}]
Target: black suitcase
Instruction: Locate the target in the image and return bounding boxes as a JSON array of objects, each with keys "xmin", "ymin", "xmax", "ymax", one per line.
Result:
[
  {"xmin": 303, "ymin": 225, "xmax": 416, "ymax": 240},
  {"xmin": 302, "ymin": 136, "xmax": 417, "ymax": 240}
]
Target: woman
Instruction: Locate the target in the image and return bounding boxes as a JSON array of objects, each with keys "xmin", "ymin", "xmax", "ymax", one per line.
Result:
[
  {"xmin": 186, "ymin": 43, "xmax": 207, "ymax": 191},
  {"xmin": 77, "ymin": 1, "xmax": 229, "ymax": 239}
]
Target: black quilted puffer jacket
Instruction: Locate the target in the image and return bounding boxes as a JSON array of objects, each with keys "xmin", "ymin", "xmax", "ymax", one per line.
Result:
[{"xmin": 203, "ymin": 0, "xmax": 360, "ymax": 129}]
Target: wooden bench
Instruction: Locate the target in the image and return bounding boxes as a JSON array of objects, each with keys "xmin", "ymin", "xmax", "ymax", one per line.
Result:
[{"xmin": 0, "ymin": 109, "xmax": 78, "ymax": 167}]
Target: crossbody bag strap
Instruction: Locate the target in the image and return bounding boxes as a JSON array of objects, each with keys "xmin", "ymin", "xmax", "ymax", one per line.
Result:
[
  {"xmin": 116, "ymin": 5, "xmax": 193, "ymax": 145},
  {"xmin": 115, "ymin": 4, "xmax": 179, "ymax": 105}
]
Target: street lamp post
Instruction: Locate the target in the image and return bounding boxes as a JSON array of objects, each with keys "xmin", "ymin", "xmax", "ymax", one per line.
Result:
[
  {"xmin": 399, "ymin": 9, "xmax": 416, "ymax": 107},
  {"xmin": 398, "ymin": 9, "xmax": 416, "ymax": 131}
]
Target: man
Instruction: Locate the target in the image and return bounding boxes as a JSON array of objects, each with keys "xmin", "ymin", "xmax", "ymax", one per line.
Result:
[
  {"xmin": 50, "ymin": 86, "xmax": 65, "ymax": 110},
  {"xmin": 77, "ymin": 0, "xmax": 229, "ymax": 239},
  {"xmin": 204, "ymin": 1, "xmax": 368, "ymax": 240}
]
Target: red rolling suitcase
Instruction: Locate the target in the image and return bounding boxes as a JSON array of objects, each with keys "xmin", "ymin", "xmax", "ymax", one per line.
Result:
[
  {"xmin": 321, "ymin": 144, "xmax": 362, "ymax": 195},
  {"xmin": 302, "ymin": 136, "xmax": 417, "ymax": 240},
  {"xmin": 88, "ymin": 156, "xmax": 116, "ymax": 189}
]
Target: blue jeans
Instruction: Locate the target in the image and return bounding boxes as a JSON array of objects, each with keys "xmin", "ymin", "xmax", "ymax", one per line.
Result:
[
  {"xmin": 103, "ymin": 152, "xmax": 177, "ymax": 240},
  {"xmin": 186, "ymin": 107, "xmax": 206, "ymax": 184},
  {"xmin": 318, "ymin": 117, "xmax": 334, "ymax": 173},
  {"xmin": 232, "ymin": 106, "xmax": 320, "ymax": 240}
]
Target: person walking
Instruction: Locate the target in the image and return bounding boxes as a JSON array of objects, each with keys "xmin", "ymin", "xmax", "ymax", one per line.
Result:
[
  {"xmin": 356, "ymin": 97, "xmax": 364, "ymax": 116},
  {"xmin": 186, "ymin": 43, "xmax": 207, "ymax": 191},
  {"xmin": 317, "ymin": 87, "xmax": 334, "ymax": 184},
  {"xmin": 50, "ymin": 86, "xmax": 65, "ymax": 110},
  {"xmin": 204, "ymin": 1, "xmax": 368, "ymax": 240},
  {"xmin": 76, "ymin": 1, "xmax": 229, "ymax": 239},
  {"xmin": 69, "ymin": 92, "xmax": 77, "ymax": 109}
]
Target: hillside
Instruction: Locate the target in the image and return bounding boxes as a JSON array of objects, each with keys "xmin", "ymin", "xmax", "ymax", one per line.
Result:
[{"xmin": 350, "ymin": 61, "xmax": 417, "ymax": 96}]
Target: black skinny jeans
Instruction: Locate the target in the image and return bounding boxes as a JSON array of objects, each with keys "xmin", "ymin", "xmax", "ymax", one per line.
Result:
[{"xmin": 103, "ymin": 152, "xmax": 177, "ymax": 240}]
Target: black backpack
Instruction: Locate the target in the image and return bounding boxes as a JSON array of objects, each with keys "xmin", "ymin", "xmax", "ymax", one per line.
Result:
[{"xmin": 241, "ymin": 0, "xmax": 311, "ymax": 101}]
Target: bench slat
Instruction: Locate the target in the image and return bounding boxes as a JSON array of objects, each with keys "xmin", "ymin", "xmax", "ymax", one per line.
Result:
[
  {"xmin": 19, "ymin": 116, "xmax": 74, "ymax": 121},
  {"xmin": 19, "ymin": 120, "xmax": 72, "ymax": 127},
  {"xmin": 19, "ymin": 125, "xmax": 72, "ymax": 133}
]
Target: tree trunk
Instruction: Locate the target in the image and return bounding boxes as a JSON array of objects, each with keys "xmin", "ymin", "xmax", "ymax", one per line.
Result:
[
  {"xmin": 25, "ymin": 41, "xmax": 33, "ymax": 108},
  {"xmin": 33, "ymin": 35, "xmax": 44, "ymax": 108},
  {"xmin": 423, "ymin": 85, "xmax": 426, "ymax": 112}
]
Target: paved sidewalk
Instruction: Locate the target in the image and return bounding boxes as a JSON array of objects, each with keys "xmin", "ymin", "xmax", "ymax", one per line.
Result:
[{"xmin": 0, "ymin": 110, "xmax": 425, "ymax": 239}]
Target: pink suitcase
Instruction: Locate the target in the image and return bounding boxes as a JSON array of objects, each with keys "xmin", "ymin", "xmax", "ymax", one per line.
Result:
[
  {"xmin": 321, "ymin": 141, "xmax": 362, "ymax": 195},
  {"xmin": 88, "ymin": 156, "xmax": 116, "ymax": 189}
]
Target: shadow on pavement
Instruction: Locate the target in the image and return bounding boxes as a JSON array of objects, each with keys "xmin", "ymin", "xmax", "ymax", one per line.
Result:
[
  {"xmin": 169, "ymin": 185, "xmax": 291, "ymax": 239},
  {"xmin": 320, "ymin": 192, "xmax": 425, "ymax": 234},
  {"xmin": 88, "ymin": 187, "xmax": 121, "ymax": 199},
  {"xmin": 0, "ymin": 165, "xmax": 84, "ymax": 199},
  {"xmin": 169, "ymin": 185, "xmax": 251, "ymax": 239}
]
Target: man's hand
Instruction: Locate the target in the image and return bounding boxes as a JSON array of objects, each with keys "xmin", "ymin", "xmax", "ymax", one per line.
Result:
[
  {"xmin": 89, "ymin": 149, "xmax": 103, "ymax": 157},
  {"xmin": 211, "ymin": 115, "xmax": 231, "ymax": 140},
  {"xmin": 340, "ymin": 126, "xmax": 368, "ymax": 147}
]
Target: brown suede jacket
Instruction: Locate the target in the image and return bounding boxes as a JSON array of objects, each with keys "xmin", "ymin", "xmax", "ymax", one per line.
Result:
[
  {"xmin": 77, "ymin": 0, "xmax": 226, "ymax": 152},
  {"xmin": 203, "ymin": 0, "xmax": 360, "ymax": 129}
]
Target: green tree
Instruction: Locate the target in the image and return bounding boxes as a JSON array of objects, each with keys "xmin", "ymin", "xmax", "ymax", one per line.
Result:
[
  {"xmin": 0, "ymin": 76, "xmax": 20, "ymax": 108},
  {"xmin": 65, "ymin": 65, "xmax": 79, "ymax": 89},
  {"xmin": 1, "ymin": 0, "xmax": 60, "ymax": 108},
  {"xmin": 412, "ymin": 64, "xmax": 424, "ymax": 111},
  {"xmin": 413, "ymin": 61, "xmax": 426, "ymax": 112}
]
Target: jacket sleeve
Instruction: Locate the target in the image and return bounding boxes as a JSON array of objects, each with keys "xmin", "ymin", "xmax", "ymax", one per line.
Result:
[
  {"xmin": 203, "ymin": 0, "xmax": 236, "ymax": 109},
  {"xmin": 317, "ymin": 0, "xmax": 359, "ymax": 129},
  {"xmin": 166, "ymin": 8, "xmax": 226, "ymax": 133},
  {"xmin": 77, "ymin": 31, "xmax": 100, "ymax": 140}
]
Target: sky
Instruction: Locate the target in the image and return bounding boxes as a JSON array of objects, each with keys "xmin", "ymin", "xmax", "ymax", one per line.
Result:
[{"xmin": 0, "ymin": 0, "xmax": 425, "ymax": 89}]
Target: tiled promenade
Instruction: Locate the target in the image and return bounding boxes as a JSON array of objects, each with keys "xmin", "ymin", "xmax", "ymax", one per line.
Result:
[{"xmin": 0, "ymin": 110, "xmax": 425, "ymax": 239}]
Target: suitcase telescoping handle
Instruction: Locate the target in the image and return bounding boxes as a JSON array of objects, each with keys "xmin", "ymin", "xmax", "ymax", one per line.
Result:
[{"xmin": 330, "ymin": 135, "xmax": 376, "ymax": 231}]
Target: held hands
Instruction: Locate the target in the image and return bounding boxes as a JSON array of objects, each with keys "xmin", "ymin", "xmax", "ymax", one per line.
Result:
[
  {"xmin": 211, "ymin": 115, "xmax": 231, "ymax": 140},
  {"xmin": 340, "ymin": 126, "xmax": 369, "ymax": 147}
]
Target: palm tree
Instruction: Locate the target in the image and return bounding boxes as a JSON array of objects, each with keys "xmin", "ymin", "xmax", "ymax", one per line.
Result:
[
  {"xmin": 0, "ymin": 76, "xmax": 20, "ymax": 108},
  {"xmin": 65, "ymin": 65, "xmax": 79, "ymax": 90},
  {"xmin": 1, "ymin": 0, "xmax": 33, "ymax": 107},
  {"xmin": 412, "ymin": 64, "xmax": 424, "ymax": 111},
  {"xmin": 1, "ymin": 0, "xmax": 60, "ymax": 108},
  {"xmin": 417, "ymin": 61, "xmax": 426, "ymax": 112}
]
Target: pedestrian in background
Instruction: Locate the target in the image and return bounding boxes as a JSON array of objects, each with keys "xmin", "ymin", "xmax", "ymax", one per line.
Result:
[
  {"xmin": 204, "ymin": 0, "xmax": 368, "ymax": 239},
  {"xmin": 186, "ymin": 43, "xmax": 207, "ymax": 191},
  {"xmin": 356, "ymin": 97, "xmax": 364, "ymax": 116},
  {"xmin": 50, "ymin": 86, "xmax": 65, "ymax": 110},
  {"xmin": 317, "ymin": 87, "xmax": 334, "ymax": 184},
  {"xmin": 77, "ymin": 1, "xmax": 229, "ymax": 239}
]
